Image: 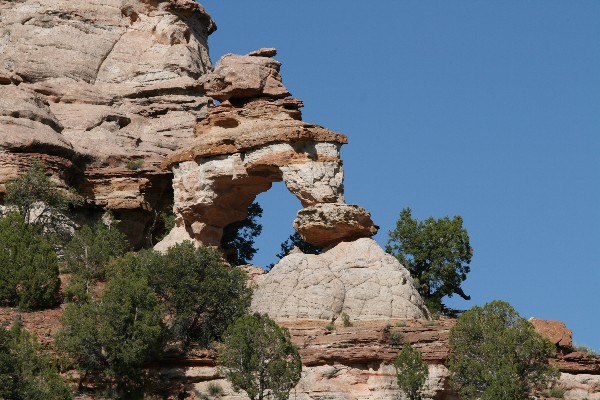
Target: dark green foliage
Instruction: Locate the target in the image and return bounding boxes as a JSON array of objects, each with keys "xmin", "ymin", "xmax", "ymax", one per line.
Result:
[
  {"xmin": 448, "ymin": 300, "xmax": 559, "ymax": 400},
  {"xmin": 55, "ymin": 302, "xmax": 105, "ymax": 388},
  {"xmin": 148, "ymin": 242, "xmax": 252, "ymax": 347},
  {"xmin": 58, "ymin": 243, "xmax": 251, "ymax": 393},
  {"xmin": 63, "ymin": 217, "xmax": 128, "ymax": 304},
  {"xmin": 4, "ymin": 159, "xmax": 79, "ymax": 232},
  {"xmin": 64, "ymin": 219, "xmax": 128, "ymax": 280},
  {"xmin": 58, "ymin": 255, "xmax": 166, "ymax": 394},
  {"xmin": 273, "ymin": 232, "xmax": 322, "ymax": 266},
  {"xmin": 221, "ymin": 202, "xmax": 263, "ymax": 266},
  {"xmin": 0, "ymin": 323, "xmax": 72, "ymax": 400},
  {"xmin": 0, "ymin": 213, "xmax": 60, "ymax": 310},
  {"xmin": 394, "ymin": 344, "xmax": 428, "ymax": 400},
  {"xmin": 219, "ymin": 313, "xmax": 302, "ymax": 400},
  {"xmin": 386, "ymin": 207, "xmax": 472, "ymax": 312},
  {"xmin": 99, "ymin": 259, "xmax": 166, "ymax": 389}
]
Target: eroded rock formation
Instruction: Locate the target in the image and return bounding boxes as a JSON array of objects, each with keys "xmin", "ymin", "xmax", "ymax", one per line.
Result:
[
  {"xmin": 251, "ymin": 238, "xmax": 429, "ymax": 321},
  {"xmin": 157, "ymin": 48, "xmax": 419, "ymax": 321},
  {"xmin": 0, "ymin": 0, "xmax": 215, "ymax": 245},
  {"xmin": 156, "ymin": 49, "xmax": 378, "ymax": 250}
]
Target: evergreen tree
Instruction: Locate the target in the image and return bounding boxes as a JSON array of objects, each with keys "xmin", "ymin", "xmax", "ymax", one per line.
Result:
[
  {"xmin": 386, "ymin": 207, "xmax": 472, "ymax": 313},
  {"xmin": 448, "ymin": 300, "xmax": 559, "ymax": 400},
  {"xmin": 219, "ymin": 313, "xmax": 302, "ymax": 400},
  {"xmin": 394, "ymin": 343, "xmax": 428, "ymax": 400},
  {"xmin": 0, "ymin": 213, "xmax": 60, "ymax": 310},
  {"xmin": 274, "ymin": 232, "xmax": 322, "ymax": 264},
  {"xmin": 4, "ymin": 159, "xmax": 79, "ymax": 235},
  {"xmin": 221, "ymin": 202, "xmax": 263, "ymax": 266},
  {"xmin": 0, "ymin": 323, "xmax": 72, "ymax": 400},
  {"xmin": 146, "ymin": 242, "xmax": 252, "ymax": 347}
]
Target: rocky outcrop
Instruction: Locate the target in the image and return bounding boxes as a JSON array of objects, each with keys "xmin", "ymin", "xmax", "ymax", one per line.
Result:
[
  {"xmin": 198, "ymin": 49, "xmax": 289, "ymax": 101},
  {"xmin": 2, "ymin": 305, "xmax": 599, "ymax": 400},
  {"xmin": 156, "ymin": 50, "xmax": 359, "ymax": 249},
  {"xmin": 531, "ymin": 317, "xmax": 573, "ymax": 350},
  {"xmin": 294, "ymin": 204, "xmax": 379, "ymax": 247},
  {"xmin": 0, "ymin": 0, "xmax": 215, "ymax": 245},
  {"xmin": 251, "ymin": 238, "xmax": 429, "ymax": 321},
  {"xmin": 156, "ymin": 48, "xmax": 421, "ymax": 320}
]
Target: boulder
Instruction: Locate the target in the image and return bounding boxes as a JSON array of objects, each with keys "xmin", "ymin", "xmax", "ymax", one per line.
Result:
[
  {"xmin": 294, "ymin": 203, "xmax": 379, "ymax": 247},
  {"xmin": 251, "ymin": 238, "xmax": 429, "ymax": 321},
  {"xmin": 199, "ymin": 51, "xmax": 289, "ymax": 101},
  {"xmin": 530, "ymin": 318, "xmax": 573, "ymax": 349}
]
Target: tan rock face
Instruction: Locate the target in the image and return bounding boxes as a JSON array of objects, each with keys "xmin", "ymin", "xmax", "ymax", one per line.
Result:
[
  {"xmin": 251, "ymin": 238, "xmax": 429, "ymax": 321},
  {"xmin": 0, "ymin": 0, "xmax": 215, "ymax": 245}
]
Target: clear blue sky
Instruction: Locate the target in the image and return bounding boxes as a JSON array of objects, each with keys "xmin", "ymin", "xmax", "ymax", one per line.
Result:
[{"xmin": 199, "ymin": 1, "xmax": 600, "ymax": 350}]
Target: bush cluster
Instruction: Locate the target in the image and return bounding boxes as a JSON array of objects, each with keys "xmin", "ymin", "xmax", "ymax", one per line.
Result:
[
  {"xmin": 0, "ymin": 213, "xmax": 60, "ymax": 310},
  {"xmin": 0, "ymin": 323, "xmax": 72, "ymax": 400},
  {"xmin": 57, "ymin": 241, "xmax": 252, "ymax": 395}
]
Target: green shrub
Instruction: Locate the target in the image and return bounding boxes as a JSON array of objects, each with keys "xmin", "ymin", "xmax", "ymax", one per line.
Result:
[
  {"xmin": 0, "ymin": 213, "xmax": 60, "ymax": 310},
  {"xmin": 341, "ymin": 312, "xmax": 352, "ymax": 327},
  {"xmin": 543, "ymin": 386, "xmax": 566, "ymax": 398},
  {"xmin": 573, "ymin": 344, "xmax": 597, "ymax": 356},
  {"xmin": 394, "ymin": 343, "xmax": 428, "ymax": 400},
  {"xmin": 325, "ymin": 323, "xmax": 335, "ymax": 332},
  {"xmin": 64, "ymin": 219, "xmax": 128, "ymax": 280},
  {"xmin": 219, "ymin": 313, "xmax": 302, "ymax": 400},
  {"xmin": 99, "ymin": 256, "xmax": 167, "ymax": 389},
  {"xmin": 145, "ymin": 242, "xmax": 252, "ymax": 347},
  {"xmin": 1, "ymin": 323, "xmax": 72, "ymax": 399},
  {"xmin": 126, "ymin": 159, "xmax": 144, "ymax": 170},
  {"xmin": 448, "ymin": 300, "xmax": 559, "ymax": 400},
  {"xmin": 58, "ymin": 256, "xmax": 166, "ymax": 394},
  {"xmin": 390, "ymin": 330, "xmax": 402, "ymax": 346},
  {"xmin": 207, "ymin": 381, "xmax": 224, "ymax": 397},
  {"xmin": 4, "ymin": 159, "xmax": 80, "ymax": 239},
  {"xmin": 56, "ymin": 302, "xmax": 104, "ymax": 389}
]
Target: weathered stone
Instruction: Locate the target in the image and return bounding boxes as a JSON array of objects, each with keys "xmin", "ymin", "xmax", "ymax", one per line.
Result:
[
  {"xmin": 157, "ymin": 97, "xmax": 347, "ymax": 249},
  {"xmin": 198, "ymin": 52, "xmax": 289, "ymax": 101},
  {"xmin": 294, "ymin": 203, "xmax": 379, "ymax": 247},
  {"xmin": 166, "ymin": 98, "xmax": 347, "ymax": 164},
  {"xmin": 530, "ymin": 317, "xmax": 573, "ymax": 349},
  {"xmin": 251, "ymin": 238, "xmax": 429, "ymax": 321},
  {"xmin": 247, "ymin": 48, "xmax": 277, "ymax": 57},
  {"xmin": 0, "ymin": 0, "xmax": 215, "ymax": 243}
]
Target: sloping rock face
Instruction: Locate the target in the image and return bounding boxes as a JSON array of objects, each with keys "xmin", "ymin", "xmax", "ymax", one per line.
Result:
[
  {"xmin": 251, "ymin": 238, "xmax": 429, "ymax": 321},
  {"xmin": 0, "ymin": 0, "xmax": 214, "ymax": 245}
]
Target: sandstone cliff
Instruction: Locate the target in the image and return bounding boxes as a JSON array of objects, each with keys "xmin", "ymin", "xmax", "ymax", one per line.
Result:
[
  {"xmin": 1, "ymin": 1, "xmax": 599, "ymax": 399},
  {"xmin": 0, "ymin": 0, "xmax": 215, "ymax": 245}
]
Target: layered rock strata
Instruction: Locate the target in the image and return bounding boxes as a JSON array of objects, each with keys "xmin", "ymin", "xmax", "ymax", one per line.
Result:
[
  {"xmin": 157, "ymin": 50, "xmax": 377, "ymax": 250},
  {"xmin": 4, "ymin": 306, "xmax": 598, "ymax": 400},
  {"xmin": 0, "ymin": 0, "xmax": 215, "ymax": 245}
]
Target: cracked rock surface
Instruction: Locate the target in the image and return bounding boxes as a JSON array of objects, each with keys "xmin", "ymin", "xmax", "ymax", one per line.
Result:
[{"xmin": 251, "ymin": 238, "xmax": 429, "ymax": 321}]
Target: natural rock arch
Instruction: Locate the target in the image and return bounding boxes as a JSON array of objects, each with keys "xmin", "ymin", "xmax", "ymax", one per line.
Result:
[{"xmin": 156, "ymin": 51, "xmax": 377, "ymax": 251}]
